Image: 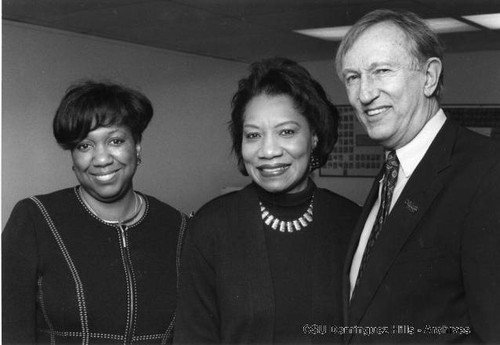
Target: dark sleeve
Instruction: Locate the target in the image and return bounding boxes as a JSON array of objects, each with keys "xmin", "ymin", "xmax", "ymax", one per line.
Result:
[
  {"xmin": 174, "ymin": 211, "xmax": 220, "ymax": 344},
  {"xmin": 462, "ymin": 158, "xmax": 500, "ymax": 342},
  {"xmin": 2, "ymin": 200, "xmax": 39, "ymax": 344}
]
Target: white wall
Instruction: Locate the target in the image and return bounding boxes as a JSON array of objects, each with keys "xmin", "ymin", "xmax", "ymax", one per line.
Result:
[
  {"xmin": 3, "ymin": 20, "xmax": 500, "ymax": 227},
  {"xmin": 2, "ymin": 21, "xmax": 250, "ymax": 226}
]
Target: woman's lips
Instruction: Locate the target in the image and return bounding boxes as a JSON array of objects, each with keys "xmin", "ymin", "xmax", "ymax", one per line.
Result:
[
  {"xmin": 92, "ymin": 171, "xmax": 118, "ymax": 182},
  {"xmin": 257, "ymin": 164, "xmax": 290, "ymax": 177}
]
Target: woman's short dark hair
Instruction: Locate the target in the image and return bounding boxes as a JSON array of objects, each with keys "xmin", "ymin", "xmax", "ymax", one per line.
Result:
[
  {"xmin": 53, "ymin": 80, "xmax": 153, "ymax": 150},
  {"xmin": 335, "ymin": 9, "xmax": 444, "ymax": 100},
  {"xmin": 229, "ymin": 57, "xmax": 339, "ymax": 175}
]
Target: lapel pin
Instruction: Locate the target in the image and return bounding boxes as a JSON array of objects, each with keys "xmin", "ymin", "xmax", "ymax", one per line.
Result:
[{"xmin": 404, "ymin": 199, "xmax": 419, "ymax": 214}]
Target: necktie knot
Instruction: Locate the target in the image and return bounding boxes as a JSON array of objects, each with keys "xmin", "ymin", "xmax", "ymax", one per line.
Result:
[
  {"xmin": 385, "ymin": 150, "xmax": 399, "ymax": 172},
  {"xmin": 352, "ymin": 150, "xmax": 400, "ymax": 296},
  {"xmin": 384, "ymin": 150, "xmax": 400, "ymax": 186}
]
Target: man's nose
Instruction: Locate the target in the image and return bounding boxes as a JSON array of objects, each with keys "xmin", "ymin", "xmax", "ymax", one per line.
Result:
[{"xmin": 358, "ymin": 75, "xmax": 379, "ymax": 104}]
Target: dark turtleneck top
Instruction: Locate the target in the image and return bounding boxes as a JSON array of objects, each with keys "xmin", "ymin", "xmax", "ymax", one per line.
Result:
[{"xmin": 255, "ymin": 180, "xmax": 316, "ymax": 344}]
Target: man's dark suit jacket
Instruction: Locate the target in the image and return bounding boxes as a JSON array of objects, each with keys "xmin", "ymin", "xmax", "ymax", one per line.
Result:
[{"xmin": 344, "ymin": 119, "xmax": 500, "ymax": 343}]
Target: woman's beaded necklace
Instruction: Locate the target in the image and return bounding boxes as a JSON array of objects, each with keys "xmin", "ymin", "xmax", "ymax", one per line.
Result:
[{"xmin": 260, "ymin": 195, "xmax": 314, "ymax": 233}]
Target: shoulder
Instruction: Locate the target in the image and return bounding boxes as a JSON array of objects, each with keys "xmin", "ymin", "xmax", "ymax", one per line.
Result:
[
  {"xmin": 451, "ymin": 125, "xmax": 500, "ymax": 187},
  {"xmin": 315, "ymin": 187, "xmax": 361, "ymax": 215},
  {"xmin": 456, "ymin": 126, "xmax": 500, "ymax": 179},
  {"xmin": 449, "ymin": 120, "xmax": 500, "ymax": 163},
  {"xmin": 26, "ymin": 187, "xmax": 82, "ymax": 219},
  {"xmin": 459, "ymin": 125, "xmax": 499, "ymax": 147},
  {"xmin": 193, "ymin": 184, "xmax": 254, "ymax": 221},
  {"xmin": 12, "ymin": 187, "xmax": 76, "ymax": 217},
  {"xmin": 3, "ymin": 188, "xmax": 76, "ymax": 240},
  {"xmin": 313, "ymin": 187, "xmax": 360, "ymax": 242},
  {"xmin": 315, "ymin": 187, "xmax": 361, "ymax": 237},
  {"xmin": 32, "ymin": 187, "xmax": 76, "ymax": 203},
  {"xmin": 142, "ymin": 193, "xmax": 185, "ymax": 219},
  {"xmin": 187, "ymin": 185, "xmax": 255, "ymax": 242},
  {"xmin": 139, "ymin": 194, "xmax": 187, "ymax": 241}
]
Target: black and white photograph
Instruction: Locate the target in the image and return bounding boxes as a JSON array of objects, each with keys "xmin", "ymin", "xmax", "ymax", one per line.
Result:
[{"xmin": 2, "ymin": 1, "xmax": 500, "ymax": 344}]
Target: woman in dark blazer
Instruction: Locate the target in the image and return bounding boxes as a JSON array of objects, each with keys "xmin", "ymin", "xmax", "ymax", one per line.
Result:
[{"xmin": 174, "ymin": 57, "xmax": 360, "ymax": 344}]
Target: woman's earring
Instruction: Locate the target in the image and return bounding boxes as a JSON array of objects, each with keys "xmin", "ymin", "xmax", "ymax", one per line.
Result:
[
  {"xmin": 137, "ymin": 155, "xmax": 142, "ymax": 166},
  {"xmin": 310, "ymin": 138, "xmax": 320, "ymax": 171},
  {"xmin": 310, "ymin": 153, "xmax": 321, "ymax": 171}
]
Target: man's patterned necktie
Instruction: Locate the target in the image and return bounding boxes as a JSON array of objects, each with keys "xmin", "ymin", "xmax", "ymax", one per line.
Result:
[{"xmin": 353, "ymin": 150, "xmax": 400, "ymax": 295}]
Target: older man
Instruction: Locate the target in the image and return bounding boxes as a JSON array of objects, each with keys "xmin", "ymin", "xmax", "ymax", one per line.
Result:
[{"xmin": 336, "ymin": 9, "xmax": 500, "ymax": 343}]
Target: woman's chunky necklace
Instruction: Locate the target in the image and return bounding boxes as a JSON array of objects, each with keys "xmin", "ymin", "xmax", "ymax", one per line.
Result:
[
  {"xmin": 260, "ymin": 196, "xmax": 314, "ymax": 233},
  {"xmin": 79, "ymin": 187, "xmax": 143, "ymax": 225}
]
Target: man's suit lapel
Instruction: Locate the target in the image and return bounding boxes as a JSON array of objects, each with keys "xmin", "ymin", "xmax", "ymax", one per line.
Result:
[
  {"xmin": 342, "ymin": 169, "xmax": 382, "ymax": 327},
  {"xmin": 234, "ymin": 185, "xmax": 275, "ymax": 343},
  {"xmin": 346, "ymin": 120, "xmax": 458, "ymax": 334}
]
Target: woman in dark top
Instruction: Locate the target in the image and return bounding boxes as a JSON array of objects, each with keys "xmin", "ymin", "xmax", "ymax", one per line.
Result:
[
  {"xmin": 2, "ymin": 80, "xmax": 188, "ymax": 344},
  {"xmin": 174, "ymin": 57, "xmax": 361, "ymax": 344}
]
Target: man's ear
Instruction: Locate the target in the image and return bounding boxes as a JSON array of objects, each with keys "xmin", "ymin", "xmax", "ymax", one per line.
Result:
[{"xmin": 423, "ymin": 57, "xmax": 442, "ymax": 97}]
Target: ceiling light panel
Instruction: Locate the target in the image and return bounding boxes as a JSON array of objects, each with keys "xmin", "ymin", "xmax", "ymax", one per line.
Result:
[
  {"xmin": 425, "ymin": 17, "xmax": 479, "ymax": 33},
  {"xmin": 294, "ymin": 26, "xmax": 350, "ymax": 41},
  {"xmin": 295, "ymin": 17, "xmax": 480, "ymax": 41},
  {"xmin": 463, "ymin": 13, "xmax": 500, "ymax": 29}
]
